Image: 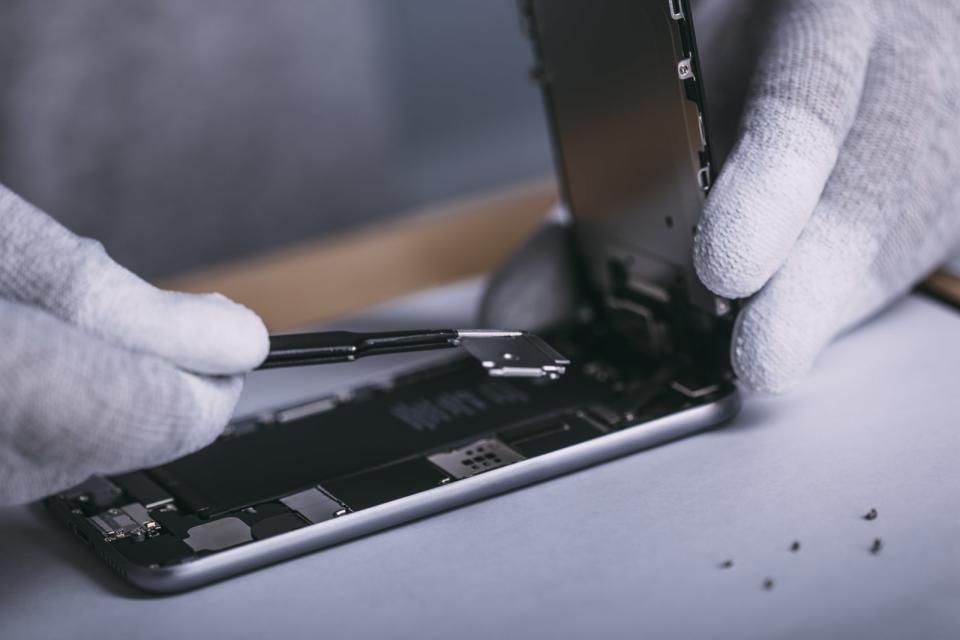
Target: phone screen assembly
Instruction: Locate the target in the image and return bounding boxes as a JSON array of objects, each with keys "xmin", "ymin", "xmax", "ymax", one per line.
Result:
[{"xmin": 46, "ymin": 0, "xmax": 738, "ymax": 593}]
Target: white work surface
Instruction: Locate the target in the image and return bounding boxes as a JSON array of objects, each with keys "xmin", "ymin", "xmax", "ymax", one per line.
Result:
[{"xmin": 2, "ymin": 279, "xmax": 959, "ymax": 639}]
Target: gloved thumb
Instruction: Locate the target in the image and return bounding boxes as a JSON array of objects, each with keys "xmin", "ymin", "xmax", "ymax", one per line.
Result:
[
  {"xmin": 479, "ymin": 203, "xmax": 580, "ymax": 331},
  {"xmin": 0, "ymin": 185, "xmax": 268, "ymax": 375}
]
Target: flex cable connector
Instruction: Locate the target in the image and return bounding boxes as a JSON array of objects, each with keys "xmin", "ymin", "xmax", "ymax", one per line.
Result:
[{"xmin": 259, "ymin": 329, "xmax": 569, "ymax": 379}]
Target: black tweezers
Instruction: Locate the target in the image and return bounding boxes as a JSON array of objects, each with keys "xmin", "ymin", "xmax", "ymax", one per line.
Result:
[{"xmin": 257, "ymin": 329, "xmax": 570, "ymax": 379}]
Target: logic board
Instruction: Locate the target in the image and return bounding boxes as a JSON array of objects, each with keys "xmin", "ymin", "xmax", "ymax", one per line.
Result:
[{"xmin": 47, "ymin": 325, "xmax": 734, "ymax": 590}]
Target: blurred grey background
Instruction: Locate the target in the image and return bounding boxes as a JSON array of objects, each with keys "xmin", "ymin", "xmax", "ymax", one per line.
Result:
[{"xmin": 0, "ymin": 0, "xmax": 552, "ymax": 279}]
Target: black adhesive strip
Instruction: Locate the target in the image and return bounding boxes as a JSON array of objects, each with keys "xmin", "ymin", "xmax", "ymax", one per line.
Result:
[{"xmin": 322, "ymin": 458, "xmax": 449, "ymax": 512}]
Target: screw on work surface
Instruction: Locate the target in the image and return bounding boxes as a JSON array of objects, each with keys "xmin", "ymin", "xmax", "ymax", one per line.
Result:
[
  {"xmin": 870, "ymin": 538, "xmax": 883, "ymax": 555},
  {"xmin": 863, "ymin": 508, "xmax": 878, "ymax": 521},
  {"xmin": 718, "ymin": 559, "xmax": 734, "ymax": 569},
  {"xmin": 762, "ymin": 578, "xmax": 775, "ymax": 591},
  {"xmin": 790, "ymin": 541, "xmax": 801, "ymax": 552}
]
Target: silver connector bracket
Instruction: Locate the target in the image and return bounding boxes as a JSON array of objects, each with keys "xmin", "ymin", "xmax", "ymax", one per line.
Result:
[
  {"xmin": 456, "ymin": 330, "xmax": 570, "ymax": 379},
  {"xmin": 88, "ymin": 503, "xmax": 160, "ymax": 542}
]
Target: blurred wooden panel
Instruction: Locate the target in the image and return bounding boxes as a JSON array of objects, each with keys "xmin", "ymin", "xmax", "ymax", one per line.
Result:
[
  {"xmin": 161, "ymin": 175, "xmax": 958, "ymax": 331},
  {"xmin": 919, "ymin": 269, "xmax": 960, "ymax": 311},
  {"xmin": 160, "ymin": 178, "xmax": 558, "ymax": 331}
]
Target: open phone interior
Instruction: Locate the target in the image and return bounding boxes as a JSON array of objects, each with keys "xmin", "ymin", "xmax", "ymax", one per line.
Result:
[
  {"xmin": 46, "ymin": 0, "xmax": 736, "ymax": 589},
  {"xmin": 50, "ymin": 328, "xmax": 732, "ymax": 574}
]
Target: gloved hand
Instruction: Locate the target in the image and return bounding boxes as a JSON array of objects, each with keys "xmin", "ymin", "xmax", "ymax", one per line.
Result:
[
  {"xmin": 483, "ymin": 0, "xmax": 960, "ymax": 393},
  {"xmin": 0, "ymin": 184, "xmax": 268, "ymax": 504},
  {"xmin": 693, "ymin": 0, "xmax": 960, "ymax": 391}
]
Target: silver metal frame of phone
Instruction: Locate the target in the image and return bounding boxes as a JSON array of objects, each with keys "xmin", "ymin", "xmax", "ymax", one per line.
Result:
[{"xmin": 89, "ymin": 391, "xmax": 737, "ymax": 592}]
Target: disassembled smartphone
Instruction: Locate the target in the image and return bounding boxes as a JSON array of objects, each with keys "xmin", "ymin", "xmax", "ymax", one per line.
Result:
[{"xmin": 46, "ymin": 0, "xmax": 738, "ymax": 592}]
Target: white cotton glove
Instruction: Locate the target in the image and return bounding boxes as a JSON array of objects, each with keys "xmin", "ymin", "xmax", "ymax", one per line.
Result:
[
  {"xmin": 0, "ymin": 184, "xmax": 269, "ymax": 504},
  {"xmin": 694, "ymin": 0, "xmax": 960, "ymax": 391},
  {"xmin": 484, "ymin": 0, "xmax": 960, "ymax": 393}
]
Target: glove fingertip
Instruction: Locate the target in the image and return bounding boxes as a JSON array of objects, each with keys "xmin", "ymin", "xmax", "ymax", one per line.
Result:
[
  {"xmin": 693, "ymin": 218, "xmax": 769, "ymax": 300},
  {"xmin": 729, "ymin": 299, "xmax": 819, "ymax": 395},
  {"xmin": 178, "ymin": 373, "xmax": 245, "ymax": 447},
  {"xmin": 119, "ymin": 372, "xmax": 244, "ymax": 470},
  {"xmin": 731, "ymin": 344, "xmax": 802, "ymax": 394},
  {"xmin": 694, "ymin": 158, "xmax": 798, "ymax": 300},
  {"xmin": 172, "ymin": 293, "xmax": 270, "ymax": 375}
]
